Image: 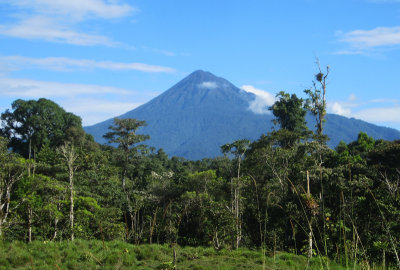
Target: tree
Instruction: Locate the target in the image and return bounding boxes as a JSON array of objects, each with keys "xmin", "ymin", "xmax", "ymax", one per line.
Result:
[
  {"xmin": 58, "ymin": 142, "xmax": 78, "ymax": 241},
  {"xmin": 104, "ymin": 118, "xmax": 150, "ymax": 242},
  {"xmin": 0, "ymin": 98, "xmax": 82, "ymax": 159},
  {"xmin": 269, "ymin": 91, "xmax": 309, "ymax": 147},
  {"xmin": 304, "ymin": 59, "xmax": 330, "ymax": 139},
  {"xmin": 221, "ymin": 139, "xmax": 250, "ymax": 249},
  {"xmin": 0, "ymin": 137, "xmax": 25, "ymax": 237},
  {"xmin": 104, "ymin": 118, "xmax": 150, "ymax": 189}
]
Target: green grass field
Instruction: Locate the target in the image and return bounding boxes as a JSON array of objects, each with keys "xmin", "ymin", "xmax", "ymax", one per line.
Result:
[{"xmin": 0, "ymin": 240, "xmax": 390, "ymax": 270}]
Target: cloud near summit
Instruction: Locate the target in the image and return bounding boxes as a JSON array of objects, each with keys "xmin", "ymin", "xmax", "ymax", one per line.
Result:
[
  {"xmin": 241, "ymin": 85, "xmax": 275, "ymax": 114},
  {"xmin": 198, "ymin": 81, "xmax": 218, "ymax": 89}
]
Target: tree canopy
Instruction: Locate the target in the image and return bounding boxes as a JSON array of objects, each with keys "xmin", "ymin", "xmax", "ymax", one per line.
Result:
[
  {"xmin": 0, "ymin": 97, "xmax": 399, "ymax": 268},
  {"xmin": 0, "ymin": 98, "xmax": 83, "ymax": 158}
]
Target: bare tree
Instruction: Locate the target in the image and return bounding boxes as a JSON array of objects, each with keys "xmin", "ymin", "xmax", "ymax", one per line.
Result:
[
  {"xmin": 305, "ymin": 58, "xmax": 330, "ymax": 137},
  {"xmin": 59, "ymin": 142, "xmax": 78, "ymax": 241},
  {"xmin": 0, "ymin": 139, "xmax": 24, "ymax": 237},
  {"xmin": 221, "ymin": 139, "xmax": 250, "ymax": 249}
]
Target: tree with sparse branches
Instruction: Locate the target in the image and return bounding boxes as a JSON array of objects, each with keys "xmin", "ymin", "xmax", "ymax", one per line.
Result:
[
  {"xmin": 304, "ymin": 58, "xmax": 330, "ymax": 140},
  {"xmin": 221, "ymin": 139, "xmax": 250, "ymax": 249}
]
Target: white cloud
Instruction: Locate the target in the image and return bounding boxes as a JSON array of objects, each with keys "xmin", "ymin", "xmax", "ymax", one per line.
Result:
[
  {"xmin": 371, "ymin": 98, "xmax": 399, "ymax": 103},
  {"xmin": 348, "ymin": 93, "xmax": 357, "ymax": 101},
  {"xmin": 0, "ymin": 76, "xmax": 158, "ymax": 125},
  {"xmin": 6, "ymin": 0, "xmax": 135, "ymax": 19},
  {"xmin": 63, "ymin": 99, "xmax": 143, "ymax": 125},
  {"xmin": 353, "ymin": 106, "xmax": 400, "ymax": 123},
  {"xmin": 339, "ymin": 26, "xmax": 400, "ymax": 49},
  {"xmin": 143, "ymin": 47, "xmax": 176, "ymax": 57},
  {"xmin": 0, "ymin": 77, "xmax": 131, "ymax": 97},
  {"xmin": 241, "ymin": 85, "xmax": 275, "ymax": 114},
  {"xmin": 328, "ymin": 95, "xmax": 400, "ymax": 129},
  {"xmin": 198, "ymin": 81, "xmax": 218, "ymax": 89},
  {"xmin": 329, "ymin": 102, "xmax": 352, "ymax": 117},
  {"xmin": 0, "ymin": 1, "xmax": 135, "ymax": 46},
  {"xmin": 0, "ymin": 56, "xmax": 176, "ymax": 73},
  {"xmin": 0, "ymin": 16, "xmax": 118, "ymax": 46}
]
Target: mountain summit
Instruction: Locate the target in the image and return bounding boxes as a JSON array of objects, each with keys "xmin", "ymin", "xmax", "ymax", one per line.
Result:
[
  {"xmin": 84, "ymin": 71, "xmax": 400, "ymax": 159},
  {"xmin": 138, "ymin": 70, "xmax": 253, "ymax": 115}
]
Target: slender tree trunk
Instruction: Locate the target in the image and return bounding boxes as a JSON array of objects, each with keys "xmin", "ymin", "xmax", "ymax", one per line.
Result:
[
  {"xmin": 0, "ymin": 173, "xmax": 23, "ymax": 237},
  {"xmin": 28, "ymin": 206, "xmax": 33, "ymax": 243},
  {"xmin": 235, "ymin": 155, "xmax": 241, "ymax": 249},
  {"xmin": 53, "ymin": 217, "xmax": 58, "ymax": 240},
  {"xmin": 307, "ymin": 171, "xmax": 313, "ymax": 260},
  {"xmin": 60, "ymin": 143, "xmax": 77, "ymax": 242},
  {"xmin": 69, "ymin": 166, "xmax": 74, "ymax": 241},
  {"xmin": 0, "ymin": 186, "xmax": 12, "ymax": 237},
  {"xmin": 149, "ymin": 206, "xmax": 158, "ymax": 244},
  {"xmin": 28, "ymin": 138, "xmax": 31, "ymax": 177}
]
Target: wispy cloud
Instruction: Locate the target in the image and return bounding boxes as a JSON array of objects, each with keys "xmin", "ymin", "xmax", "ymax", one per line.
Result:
[
  {"xmin": 0, "ymin": 76, "xmax": 158, "ymax": 125},
  {"xmin": 336, "ymin": 26, "xmax": 400, "ymax": 55},
  {"xmin": 0, "ymin": 56, "xmax": 176, "ymax": 73},
  {"xmin": 328, "ymin": 94, "xmax": 400, "ymax": 128},
  {"xmin": 329, "ymin": 102, "xmax": 352, "ymax": 117},
  {"xmin": 0, "ymin": 0, "xmax": 135, "ymax": 46},
  {"xmin": 0, "ymin": 77, "xmax": 131, "ymax": 97},
  {"xmin": 141, "ymin": 47, "xmax": 176, "ymax": 57},
  {"xmin": 5, "ymin": 0, "xmax": 135, "ymax": 19},
  {"xmin": 198, "ymin": 81, "xmax": 218, "ymax": 89},
  {"xmin": 340, "ymin": 26, "xmax": 400, "ymax": 48},
  {"xmin": 0, "ymin": 16, "xmax": 118, "ymax": 46},
  {"xmin": 241, "ymin": 85, "xmax": 275, "ymax": 114},
  {"xmin": 63, "ymin": 99, "xmax": 143, "ymax": 126},
  {"xmin": 352, "ymin": 106, "xmax": 400, "ymax": 123}
]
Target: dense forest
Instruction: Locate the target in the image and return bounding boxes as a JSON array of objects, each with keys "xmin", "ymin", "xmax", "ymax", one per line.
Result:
[{"xmin": 0, "ymin": 81, "xmax": 399, "ymax": 268}]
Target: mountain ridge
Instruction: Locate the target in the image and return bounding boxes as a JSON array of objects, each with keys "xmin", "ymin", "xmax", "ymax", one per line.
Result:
[{"xmin": 84, "ymin": 70, "xmax": 400, "ymax": 159}]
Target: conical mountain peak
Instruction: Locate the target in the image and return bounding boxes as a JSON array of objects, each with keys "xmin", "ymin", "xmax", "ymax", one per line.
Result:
[
  {"xmin": 185, "ymin": 70, "xmax": 222, "ymax": 82},
  {"xmin": 170, "ymin": 70, "xmax": 236, "ymax": 94},
  {"xmin": 151, "ymin": 70, "xmax": 253, "ymax": 111},
  {"xmin": 84, "ymin": 70, "xmax": 400, "ymax": 160}
]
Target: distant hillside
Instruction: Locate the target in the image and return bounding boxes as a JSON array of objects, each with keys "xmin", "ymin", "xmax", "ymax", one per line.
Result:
[{"xmin": 84, "ymin": 70, "xmax": 400, "ymax": 160}]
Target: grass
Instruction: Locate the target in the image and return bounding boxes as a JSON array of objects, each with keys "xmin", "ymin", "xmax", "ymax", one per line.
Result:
[{"xmin": 0, "ymin": 240, "xmax": 393, "ymax": 269}]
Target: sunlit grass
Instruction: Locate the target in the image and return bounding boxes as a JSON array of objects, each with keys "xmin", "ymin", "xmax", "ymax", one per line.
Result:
[{"xmin": 0, "ymin": 240, "xmax": 395, "ymax": 269}]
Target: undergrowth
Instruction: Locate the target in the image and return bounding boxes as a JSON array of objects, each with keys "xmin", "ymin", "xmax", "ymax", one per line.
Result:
[{"xmin": 0, "ymin": 240, "xmax": 395, "ymax": 269}]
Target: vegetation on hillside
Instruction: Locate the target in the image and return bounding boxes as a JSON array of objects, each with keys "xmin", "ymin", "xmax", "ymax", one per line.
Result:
[
  {"xmin": 0, "ymin": 240, "xmax": 364, "ymax": 270},
  {"xmin": 0, "ymin": 82, "xmax": 399, "ymax": 269}
]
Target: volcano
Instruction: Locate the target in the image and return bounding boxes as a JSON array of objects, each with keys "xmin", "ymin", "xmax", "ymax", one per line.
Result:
[{"xmin": 84, "ymin": 70, "xmax": 400, "ymax": 159}]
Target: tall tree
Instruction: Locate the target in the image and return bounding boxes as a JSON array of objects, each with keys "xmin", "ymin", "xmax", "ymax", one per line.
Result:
[
  {"xmin": 0, "ymin": 98, "xmax": 82, "ymax": 159},
  {"xmin": 104, "ymin": 118, "xmax": 149, "ymax": 242},
  {"xmin": 104, "ymin": 118, "xmax": 150, "ymax": 189},
  {"xmin": 269, "ymin": 91, "xmax": 309, "ymax": 147},
  {"xmin": 0, "ymin": 137, "xmax": 25, "ymax": 237},
  {"xmin": 58, "ymin": 142, "xmax": 78, "ymax": 241},
  {"xmin": 221, "ymin": 139, "xmax": 250, "ymax": 249},
  {"xmin": 304, "ymin": 59, "xmax": 330, "ymax": 138}
]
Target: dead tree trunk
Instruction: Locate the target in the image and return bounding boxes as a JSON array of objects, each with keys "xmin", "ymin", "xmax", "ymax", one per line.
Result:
[
  {"xmin": 59, "ymin": 143, "xmax": 78, "ymax": 241},
  {"xmin": 0, "ymin": 162, "xmax": 24, "ymax": 237}
]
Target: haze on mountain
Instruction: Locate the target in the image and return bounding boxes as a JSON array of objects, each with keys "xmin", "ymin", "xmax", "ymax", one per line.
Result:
[{"xmin": 84, "ymin": 70, "xmax": 400, "ymax": 160}]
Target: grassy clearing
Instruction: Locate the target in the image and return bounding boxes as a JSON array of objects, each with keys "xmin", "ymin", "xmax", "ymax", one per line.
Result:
[{"xmin": 0, "ymin": 240, "xmax": 391, "ymax": 269}]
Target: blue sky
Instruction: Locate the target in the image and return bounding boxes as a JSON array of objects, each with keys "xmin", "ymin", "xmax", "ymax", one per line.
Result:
[{"xmin": 0, "ymin": 0, "xmax": 400, "ymax": 130}]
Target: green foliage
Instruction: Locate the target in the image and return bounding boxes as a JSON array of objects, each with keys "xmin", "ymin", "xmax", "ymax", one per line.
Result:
[
  {"xmin": 0, "ymin": 98, "xmax": 83, "ymax": 157},
  {"xmin": 269, "ymin": 91, "xmax": 308, "ymax": 134},
  {"xmin": 104, "ymin": 117, "xmax": 150, "ymax": 153},
  {"xmin": 269, "ymin": 91, "xmax": 310, "ymax": 147},
  {"xmin": 1, "ymin": 98, "xmax": 400, "ymax": 268},
  {"xmin": 0, "ymin": 241, "xmax": 369, "ymax": 270}
]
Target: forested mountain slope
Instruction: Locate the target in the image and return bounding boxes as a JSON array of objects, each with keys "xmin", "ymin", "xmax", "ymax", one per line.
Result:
[{"xmin": 85, "ymin": 70, "xmax": 400, "ymax": 159}]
